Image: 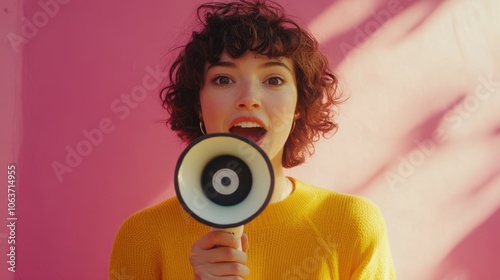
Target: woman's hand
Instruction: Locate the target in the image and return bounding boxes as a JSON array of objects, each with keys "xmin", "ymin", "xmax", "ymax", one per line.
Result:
[{"xmin": 190, "ymin": 231, "xmax": 249, "ymax": 279}]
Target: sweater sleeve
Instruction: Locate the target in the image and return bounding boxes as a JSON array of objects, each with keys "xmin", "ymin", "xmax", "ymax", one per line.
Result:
[
  {"xmin": 109, "ymin": 212, "xmax": 162, "ymax": 280},
  {"xmin": 350, "ymin": 198, "xmax": 396, "ymax": 280}
]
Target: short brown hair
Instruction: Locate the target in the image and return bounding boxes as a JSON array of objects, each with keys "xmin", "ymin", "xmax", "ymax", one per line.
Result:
[{"xmin": 160, "ymin": 0, "xmax": 343, "ymax": 168}]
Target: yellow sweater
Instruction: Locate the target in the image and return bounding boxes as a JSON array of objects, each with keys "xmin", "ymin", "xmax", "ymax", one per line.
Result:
[{"xmin": 110, "ymin": 178, "xmax": 395, "ymax": 279}]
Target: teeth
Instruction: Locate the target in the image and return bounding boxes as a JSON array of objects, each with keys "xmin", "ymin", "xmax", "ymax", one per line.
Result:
[{"xmin": 233, "ymin": 121, "xmax": 263, "ymax": 128}]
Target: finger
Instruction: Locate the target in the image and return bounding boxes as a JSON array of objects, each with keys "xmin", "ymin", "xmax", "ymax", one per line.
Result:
[
  {"xmin": 241, "ymin": 233, "xmax": 249, "ymax": 253},
  {"xmin": 194, "ymin": 230, "xmax": 240, "ymax": 251},
  {"xmin": 191, "ymin": 246, "xmax": 247, "ymax": 265}
]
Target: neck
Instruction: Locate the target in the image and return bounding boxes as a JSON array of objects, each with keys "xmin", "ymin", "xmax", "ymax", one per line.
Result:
[{"xmin": 269, "ymin": 152, "xmax": 291, "ymax": 203}]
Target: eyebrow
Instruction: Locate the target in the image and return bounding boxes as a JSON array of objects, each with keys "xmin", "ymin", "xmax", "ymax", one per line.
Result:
[
  {"xmin": 206, "ymin": 61, "xmax": 236, "ymax": 70},
  {"xmin": 206, "ymin": 60, "xmax": 293, "ymax": 73},
  {"xmin": 262, "ymin": 61, "xmax": 293, "ymax": 73}
]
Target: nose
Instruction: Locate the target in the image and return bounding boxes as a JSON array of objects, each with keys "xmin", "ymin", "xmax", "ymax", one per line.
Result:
[{"xmin": 235, "ymin": 82, "xmax": 261, "ymax": 110}]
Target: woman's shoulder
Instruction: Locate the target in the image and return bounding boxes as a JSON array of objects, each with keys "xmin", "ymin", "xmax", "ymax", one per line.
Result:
[
  {"xmin": 292, "ymin": 178, "xmax": 386, "ymax": 230},
  {"xmin": 114, "ymin": 196, "xmax": 188, "ymax": 238},
  {"xmin": 293, "ymin": 178, "xmax": 378, "ymax": 208},
  {"xmin": 125, "ymin": 196, "xmax": 181, "ymax": 221}
]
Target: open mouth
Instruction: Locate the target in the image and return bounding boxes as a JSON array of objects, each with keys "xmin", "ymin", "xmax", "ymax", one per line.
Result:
[{"xmin": 229, "ymin": 122, "xmax": 267, "ymax": 143}]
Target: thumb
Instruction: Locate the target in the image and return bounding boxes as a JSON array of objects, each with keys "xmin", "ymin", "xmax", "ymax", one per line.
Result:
[{"xmin": 241, "ymin": 233, "xmax": 249, "ymax": 253}]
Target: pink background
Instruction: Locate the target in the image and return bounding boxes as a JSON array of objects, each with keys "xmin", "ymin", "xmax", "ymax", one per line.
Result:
[{"xmin": 1, "ymin": 0, "xmax": 499, "ymax": 279}]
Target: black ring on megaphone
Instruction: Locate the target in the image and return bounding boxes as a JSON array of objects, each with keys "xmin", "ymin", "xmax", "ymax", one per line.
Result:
[
  {"xmin": 174, "ymin": 133, "xmax": 274, "ymax": 229},
  {"xmin": 201, "ymin": 155, "xmax": 252, "ymax": 206}
]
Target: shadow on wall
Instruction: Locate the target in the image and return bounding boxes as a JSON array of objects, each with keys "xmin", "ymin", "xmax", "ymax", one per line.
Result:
[
  {"xmin": 432, "ymin": 206, "xmax": 500, "ymax": 280},
  {"xmin": 309, "ymin": 0, "xmax": 445, "ymax": 68}
]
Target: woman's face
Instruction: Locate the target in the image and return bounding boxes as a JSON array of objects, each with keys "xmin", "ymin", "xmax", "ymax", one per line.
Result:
[{"xmin": 199, "ymin": 51, "xmax": 298, "ymax": 164}]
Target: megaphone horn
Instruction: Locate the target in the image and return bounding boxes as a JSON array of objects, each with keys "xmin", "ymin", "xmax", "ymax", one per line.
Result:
[{"xmin": 174, "ymin": 133, "xmax": 274, "ymax": 249}]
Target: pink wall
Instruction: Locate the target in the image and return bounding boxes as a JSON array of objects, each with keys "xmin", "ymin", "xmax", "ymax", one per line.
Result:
[{"xmin": 2, "ymin": 0, "xmax": 499, "ymax": 279}]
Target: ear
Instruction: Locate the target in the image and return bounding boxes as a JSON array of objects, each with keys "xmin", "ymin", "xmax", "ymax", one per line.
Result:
[
  {"xmin": 197, "ymin": 103, "xmax": 203, "ymax": 120},
  {"xmin": 294, "ymin": 112, "xmax": 300, "ymax": 120}
]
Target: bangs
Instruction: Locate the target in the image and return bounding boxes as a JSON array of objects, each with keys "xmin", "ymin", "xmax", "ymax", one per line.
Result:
[
  {"xmin": 196, "ymin": 1, "xmax": 302, "ymax": 62},
  {"xmin": 207, "ymin": 18, "xmax": 301, "ymax": 62}
]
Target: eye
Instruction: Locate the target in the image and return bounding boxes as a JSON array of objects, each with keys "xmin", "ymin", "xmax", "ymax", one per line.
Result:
[
  {"xmin": 212, "ymin": 75, "xmax": 234, "ymax": 86},
  {"xmin": 265, "ymin": 76, "xmax": 284, "ymax": 86}
]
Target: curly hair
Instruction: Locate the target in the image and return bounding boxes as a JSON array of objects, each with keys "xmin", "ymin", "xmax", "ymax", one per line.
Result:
[{"xmin": 160, "ymin": 0, "xmax": 343, "ymax": 168}]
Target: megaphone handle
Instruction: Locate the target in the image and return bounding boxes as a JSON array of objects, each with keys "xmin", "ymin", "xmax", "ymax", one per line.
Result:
[{"xmin": 210, "ymin": 225, "xmax": 244, "ymax": 251}]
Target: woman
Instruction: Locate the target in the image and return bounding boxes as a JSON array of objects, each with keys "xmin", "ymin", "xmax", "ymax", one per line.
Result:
[{"xmin": 110, "ymin": 0, "xmax": 395, "ymax": 279}]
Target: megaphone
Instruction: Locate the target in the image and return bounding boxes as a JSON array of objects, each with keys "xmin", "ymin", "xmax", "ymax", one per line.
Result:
[{"xmin": 174, "ymin": 133, "xmax": 274, "ymax": 249}]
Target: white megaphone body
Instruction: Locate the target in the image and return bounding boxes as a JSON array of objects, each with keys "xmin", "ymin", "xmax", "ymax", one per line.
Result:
[{"xmin": 174, "ymin": 133, "xmax": 274, "ymax": 250}]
